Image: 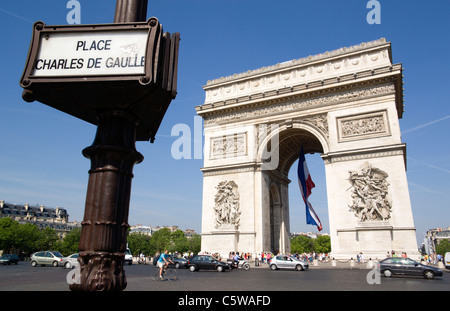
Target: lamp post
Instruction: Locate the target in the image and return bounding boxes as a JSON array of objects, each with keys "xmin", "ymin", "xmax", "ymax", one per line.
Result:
[
  {"xmin": 19, "ymin": 0, "xmax": 179, "ymax": 291},
  {"xmin": 70, "ymin": 0, "xmax": 149, "ymax": 291}
]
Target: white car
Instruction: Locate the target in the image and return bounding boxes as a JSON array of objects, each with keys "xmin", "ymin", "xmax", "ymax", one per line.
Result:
[
  {"xmin": 445, "ymin": 252, "xmax": 450, "ymax": 270},
  {"xmin": 124, "ymin": 248, "xmax": 133, "ymax": 265},
  {"xmin": 269, "ymin": 255, "xmax": 309, "ymax": 271},
  {"xmin": 64, "ymin": 253, "xmax": 79, "ymax": 269}
]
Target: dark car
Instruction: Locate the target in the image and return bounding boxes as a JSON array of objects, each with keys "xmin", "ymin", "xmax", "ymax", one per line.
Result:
[
  {"xmin": 187, "ymin": 255, "xmax": 230, "ymax": 272},
  {"xmin": 379, "ymin": 257, "xmax": 443, "ymax": 279},
  {"xmin": 168, "ymin": 254, "xmax": 188, "ymax": 269},
  {"xmin": 0, "ymin": 254, "xmax": 20, "ymax": 265},
  {"xmin": 152, "ymin": 253, "xmax": 188, "ymax": 269}
]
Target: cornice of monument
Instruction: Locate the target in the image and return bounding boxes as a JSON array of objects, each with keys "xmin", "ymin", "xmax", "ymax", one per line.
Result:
[
  {"xmin": 203, "ymin": 38, "xmax": 390, "ymax": 88},
  {"xmin": 196, "ymin": 38, "xmax": 404, "ymax": 120}
]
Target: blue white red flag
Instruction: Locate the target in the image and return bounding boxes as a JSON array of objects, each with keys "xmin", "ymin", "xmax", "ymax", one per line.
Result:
[{"xmin": 297, "ymin": 146, "xmax": 322, "ymax": 231}]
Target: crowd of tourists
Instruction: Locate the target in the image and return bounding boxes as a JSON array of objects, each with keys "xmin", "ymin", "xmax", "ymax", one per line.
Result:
[{"xmin": 225, "ymin": 251, "xmax": 329, "ymax": 264}]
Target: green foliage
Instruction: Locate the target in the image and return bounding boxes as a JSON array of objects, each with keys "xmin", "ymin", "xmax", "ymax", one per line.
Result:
[
  {"xmin": 0, "ymin": 217, "xmax": 60, "ymax": 256},
  {"xmin": 436, "ymin": 239, "xmax": 450, "ymax": 255},
  {"xmin": 0, "ymin": 217, "xmax": 18, "ymax": 253},
  {"xmin": 313, "ymin": 235, "xmax": 331, "ymax": 253},
  {"xmin": 0, "ymin": 217, "xmax": 201, "ymax": 257},
  {"xmin": 128, "ymin": 228, "xmax": 201, "ymax": 256},
  {"xmin": 127, "ymin": 232, "xmax": 152, "ymax": 256},
  {"xmin": 290, "ymin": 235, "xmax": 331, "ymax": 254},
  {"xmin": 291, "ymin": 235, "xmax": 313, "ymax": 253},
  {"xmin": 59, "ymin": 227, "xmax": 81, "ymax": 255}
]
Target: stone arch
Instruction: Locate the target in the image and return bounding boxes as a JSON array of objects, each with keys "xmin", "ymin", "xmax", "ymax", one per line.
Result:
[{"xmin": 197, "ymin": 39, "xmax": 419, "ymax": 260}]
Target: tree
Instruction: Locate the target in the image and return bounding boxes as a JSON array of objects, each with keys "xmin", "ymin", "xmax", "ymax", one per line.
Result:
[
  {"xmin": 14, "ymin": 223, "xmax": 41, "ymax": 256},
  {"xmin": 187, "ymin": 234, "xmax": 201, "ymax": 255},
  {"xmin": 60, "ymin": 227, "xmax": 81, "ymax": 256},
  {"xmin": 291, "ymin": 235, "xmax": 313, "ymax": 254},
  {"xmin": 170, "ymin": 229, "xmax": 189, "ymax": 253},
  {"xmin": 127, "ymin": 232, "xmax": 151, "ymax": 256},
  {"xmin": 149, "ymin": 228, "xmax": 172, "ymax": 255},
  {"xmin": 290, "ymin": 235, "xmax": 331, "ymax": 254},
  {"xmin": 0, "ymin": 217, "xmax": 18, "ymax": 253},
  {"xmin": 436, "ymin": 239, "xmax": 450, "ymax": 256},
  {"xmin": 313, "ymin": 235, "xmax": 331, "ymax": 253},
  {"xmin": 36, "ymin": 227, "xmax": 59, "ymax": 251}
]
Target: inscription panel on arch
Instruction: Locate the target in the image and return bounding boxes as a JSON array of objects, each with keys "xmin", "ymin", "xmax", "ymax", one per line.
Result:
[
  {"xmin": 337, "ymin": 110, "xmax": 390, "ymax": 142},
  {"xmin": 210, "ymin": 132, "xmax": 247, "ymax": 160}
]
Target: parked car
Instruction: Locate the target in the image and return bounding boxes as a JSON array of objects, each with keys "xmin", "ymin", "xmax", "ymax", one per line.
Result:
[
  {"xmin": 124, "ymin": 248, "xmax": 133, "ymax": 265},
  {"xmin": 63, "ymin": 253, "xmax": 79, "ymax": 269},
  {"xmin": 30, "ymin": 251, "xmax": 65, "ymax": 267},
  {"xmin": 379, "ymin": 257, "xmax": 443, "ymax": 279},
  {"xmin": 0, "ymin": 254, "xmax": 20, "ymax": 265},
  {"xmin": 187, "ymin": 255, "xmax": 230, "ymax": 272},
  {"xmin": 269, "ymin": 255, "xmax": 309, "ymax": 271}
]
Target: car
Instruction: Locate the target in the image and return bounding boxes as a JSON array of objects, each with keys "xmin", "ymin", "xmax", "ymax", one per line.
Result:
[
  {"xmin": 379, "ymin": 257, "xmax": 443, "ymax": 279},
  {"xmin": 445, "ymin": 252, "xmax": 450, "ymax": 270},
  {"xmin": 152, "ymin": 253, "xmax": 188, "ymax": 269},
  {"xmin": 0, "ymin": 254, "xmax": 20, "ymax": 265},
  {"xmin": 30, "ymin": 251, "xmax": 65, "ymax": 267},
  {"xmin": 168, "ymin": 254, "xmax": 188, "ymax": 269},
  {"xmin": 63, "ymin": 253, "xmax": 79, "ymax": 269},
  {"xmin": 269, "ymin": 255, "xmax": 309, "ymax": 271},
  {"xmin": 124, "ymin": 248, "xmax": 133, "ymax": 265},
  {"xmin": 187, "ymin": 255, "xmax": 230, "ymax": 272}
]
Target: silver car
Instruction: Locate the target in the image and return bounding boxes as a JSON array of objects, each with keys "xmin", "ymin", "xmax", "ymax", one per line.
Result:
[
  {"xmin": 269, "ymin": 255, "xmax": 309, "ymax": 271},
  {"xmin": 30, "ymin": 251, "xmax": 65, "ymax": 267},
  {"xmin": 63, "ymin": 253, "xmax": 79, "ymax": 269}
]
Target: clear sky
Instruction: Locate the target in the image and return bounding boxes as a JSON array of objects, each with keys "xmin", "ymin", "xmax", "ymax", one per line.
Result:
[{"xmin": 0, "ymin": 1, "xmax": 449, "ymax": 247}]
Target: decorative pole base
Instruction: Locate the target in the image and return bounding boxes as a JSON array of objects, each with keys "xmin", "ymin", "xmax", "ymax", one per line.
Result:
[
  {"xmin": 71, "ymin": 251, "xmax": 126, "ymax": 291},
  {"xmin": 70, "ymin": 110, "xmax": 143, "ymax": 291}
]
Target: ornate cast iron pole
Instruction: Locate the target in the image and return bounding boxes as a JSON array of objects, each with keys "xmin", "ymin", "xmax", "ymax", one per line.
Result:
[
  {"xmin": 70, "ymin": 0, "xmax": 145, "ymax": 291},
  {"xmin": 70, "ymin": 110, "xmax": 143, "ymax": 291},
  {"xmin": 19, "ymin": 0, "xmax": 179, "ymax": 290}
]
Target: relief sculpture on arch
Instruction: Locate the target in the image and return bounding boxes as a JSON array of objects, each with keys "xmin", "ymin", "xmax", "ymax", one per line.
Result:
[
  {"xmin": 213, "ymin": 180, "xmax": 241, "ymax": 229},
  {"xmin": 348, "ymin": 162, "xmax": 392, "ymax": 222}
]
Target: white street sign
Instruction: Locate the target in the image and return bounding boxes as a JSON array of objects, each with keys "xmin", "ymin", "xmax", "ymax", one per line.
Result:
[{"xmin": 32, "ymin": 30, "xmax": 148, "ymax": 77}]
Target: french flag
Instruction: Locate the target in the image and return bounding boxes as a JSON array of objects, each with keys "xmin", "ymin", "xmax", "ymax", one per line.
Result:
[{"xmin": 297, "ymin": 146, "xmax": 322, "ymax": 231}]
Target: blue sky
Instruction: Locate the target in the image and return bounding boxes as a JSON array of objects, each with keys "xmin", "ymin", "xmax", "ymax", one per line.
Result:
[{"xmin": 0, "ymin": 1, "xmax": 449, "ymax": 247}]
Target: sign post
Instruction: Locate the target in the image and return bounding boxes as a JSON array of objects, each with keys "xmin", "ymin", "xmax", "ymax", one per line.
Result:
[{"xmin": 19, "ymin": 0, "xmax": 179, "ymax": 291}]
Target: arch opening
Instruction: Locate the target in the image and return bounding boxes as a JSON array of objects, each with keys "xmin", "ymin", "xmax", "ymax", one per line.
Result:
[{"xmin": 264, "ymin": 126, "xmax": 327, "ymax": 254}]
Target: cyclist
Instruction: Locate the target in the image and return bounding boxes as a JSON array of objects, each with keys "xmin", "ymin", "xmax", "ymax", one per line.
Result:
[{"xmin": 157, "ymin": 250, "xmax": 174, "ymax": 280}]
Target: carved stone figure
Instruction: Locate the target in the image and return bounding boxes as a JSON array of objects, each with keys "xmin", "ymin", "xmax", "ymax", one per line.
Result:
[
  {"xmin": 348, "ymin": 162, "xmax": 391, "ymax": 221},
  {"xmin": 213, "ymin": 181, "xmax": 241, "ymax": 229}
]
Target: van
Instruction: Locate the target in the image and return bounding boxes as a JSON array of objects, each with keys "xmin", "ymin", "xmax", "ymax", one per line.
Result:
[
  {"xmin": 445, "ymin": 252, "xmax": 450, "ymax": 270},
  {"xmin": 124, "ymin": 248, "xmax": 133, "ymax": 265}
]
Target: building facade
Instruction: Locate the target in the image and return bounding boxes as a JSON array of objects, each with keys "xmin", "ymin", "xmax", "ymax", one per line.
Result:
[{"xmin": 0, "ymin": 200, "xmax": 80, "ymax": 238}]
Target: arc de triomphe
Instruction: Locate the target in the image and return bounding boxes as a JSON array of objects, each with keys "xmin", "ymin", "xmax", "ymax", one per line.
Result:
[{"xmin": 195, "ymin": 38, "xmax": 419, "ymax": 259}]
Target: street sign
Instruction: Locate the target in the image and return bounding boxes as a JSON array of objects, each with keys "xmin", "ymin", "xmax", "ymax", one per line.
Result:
[
  {"xmin": 20, "ymin": 18, "xmax": 180, "ymax": 142},
  {"xmin": 20, "ymin": 18, "xmax": 164, "ymax": 84},
  {"xmin": 32, "ymin": 30, "xmax": 148, "ymax": 77}
]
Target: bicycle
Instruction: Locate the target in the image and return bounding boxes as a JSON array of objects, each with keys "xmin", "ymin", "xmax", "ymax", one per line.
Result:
[{"xmin": 152, "ymin": 265, "xmax": 178, "ymax": 281}]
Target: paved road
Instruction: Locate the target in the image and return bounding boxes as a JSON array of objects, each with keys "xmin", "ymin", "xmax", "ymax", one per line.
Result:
[{"xmin": 0, "ymin": 261, "xmax": 448, "ymax": 292}]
